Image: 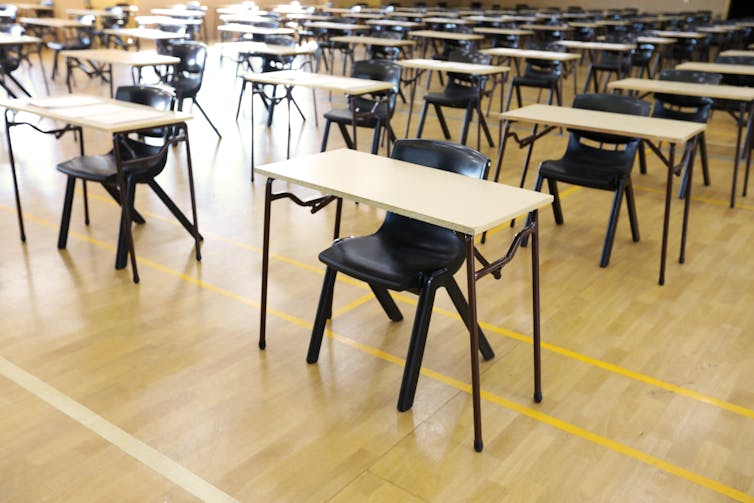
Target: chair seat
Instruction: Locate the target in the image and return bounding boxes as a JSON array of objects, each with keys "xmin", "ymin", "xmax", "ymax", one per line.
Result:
[
  {"xmin": 319, "ymin": 228, "xmax": 465, "ymax": 292},
  {"xmin": 540, "ymin": 147, "xmax": 631, "ymax": 191},
  {"xmin": 323, "ymin": 106, "xmax": 389, "ymax": 126},
  {"xmin": 56, "ymin": 154, "xmax": 118, "ymax": 182},
  {"xmin": 424, "ymin": 86, "xmax": 480, "ymax": 107}
]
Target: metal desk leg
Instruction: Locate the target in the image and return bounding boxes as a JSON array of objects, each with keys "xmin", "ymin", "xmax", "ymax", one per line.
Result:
[
  {"xmin": 4, "ymin": 110, "xmax": 25, "ymax": 242},
  {"xmin": 530, "ymin": 209, "xmax": 542, "ymax": 402},
  {"xmin": 259, "ymin": 178, "xmax": 274, "ymax": 350},
  {"xmin": 659, "ymin": 143, "xmax": 675, "ymax": 286},
  {"xmin": 464, "ymin": 235, "xmax": 483, "ymax": 452}
]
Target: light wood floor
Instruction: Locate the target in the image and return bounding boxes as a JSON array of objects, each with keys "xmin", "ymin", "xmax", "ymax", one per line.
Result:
[{"xmin": 1, "ymin": 42, "xmax": 753, "ymax": 502}]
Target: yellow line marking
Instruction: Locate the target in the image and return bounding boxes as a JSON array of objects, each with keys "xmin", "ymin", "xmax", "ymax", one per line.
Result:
[
  {"xmin": 331, "ymin": 292, "xmax": 376, "ymax": 319},
  {"xmin": 0, "ymin": 356, "xmax": 238, "ymax": 503}
]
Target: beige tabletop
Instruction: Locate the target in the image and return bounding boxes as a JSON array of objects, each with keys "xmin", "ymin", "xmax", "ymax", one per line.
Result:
[
  {"xmin": 697, "ymin": 25, "xmax": 736, "ymax": 34},
  {"xmin": 636, "ymin": 36, "xmax": 677, "ymax": 45},
  {"xmin": 242, "ymin": 69, "xmax": 397, "ymax": 94},
  {"xmin": 151, "ymin": 8, "xmax": 206, "ymax": 18},
  {"xmin": 20, "ymin": 17, "xmax": 88, "ymax": 28},
  {"xmin": 556, "ymin": 40, "xmax": 635, "ymax": 51},
  {"xmin": 651, "ymin": 30, "xmax": 706, "ymax": 39},
  {"xmin": 718, "ymin": 50, "xmax": 754, "ymax": 57},
  {"xmin": 0, "ymin": 33, "xmax": 41, "ymax": 45},
  {"xmin": 281, "ymin": 13, "xmax": 330, "ymax": 22},
  {"xmin": 256, "ymin": 148, "xmax": 553, "ymax": 235},
  {"xmin": 524, "ymin": 24, "xmax": 570, "ymax": 31},
  {"xmin": 607, "ymin": 77, "xmax": 754, "ymax": 101},
  {"xmin": 218, "ymin": 13, "xmax": 275, "ymax": 24},
  {"xmin": 216, "ymin": 40, "xmax": 317, "ymax": 56},
  {"xmin": 65, "ymin": 8, "xmax": 111, "ymax": 17},
  {"xmin": 329, "ymin": 35, "xmax": 415, "ymax": 47},
  {"xmin": 676, "ymin": 62, "xmax": 754, "ymax": 76},
  {"xmin": 480, "ymin": 47, "xmax": 580, "ymax": 61},
  {"xmin": 59, "ymin": 48, "xmax": 180, "ymax": 67},
  {"xmin": 473, "ymin": 27, "xmax": 534, "ymax": 36},
  {"xmin": 408, "ymin": 30, "xmax": 484, "ymax": 42},
  {"xmin": 102, "ymin": 27, "xmax": 186, "ymax": 41},
  {"xmin": 218, "ymin": 24, "xmax": 296, "ymax": 35},
  {"xmin": 0, "ymin": 94, "xmax": 192, "ymax": 134},
  {"xmin": 136, "ymin": 16, "xmax": 203, "ymax": 27},
  {"xmin": 422, "ymin": 16, "xmax": 473, "ymax": 25},
  {"xmin": 365, "ymin": 19, "xmax": 422, "ymax": 28},
  {"xmin": 498, "ymin": 103, "xmax": 704, "ymax": 143},
  {"xmin": 397, "ymin": 58, "xmax": 509, "ymax": 75},
  {"xmin": 304, "ymin": 21, "xmax": 370, "ymax": 31}
]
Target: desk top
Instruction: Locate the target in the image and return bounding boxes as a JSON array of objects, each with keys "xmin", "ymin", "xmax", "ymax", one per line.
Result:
[
  {"xmin": 556, "ymin": 40, "xmax": 635, "ymax": 51},
  {"xmin": 0, "ymin": 33, "xmax": 41, "ymax": 45},
  {"xmin": 480, "ymin": 47, "xmax": 580, "ymax": 61},
  {"xmin": 136, "ymin": 15, "xmax": 203, "ymax": 26},
  {"xmin": 408, "ymin": 30, "xmax": 484, "ymax": 41},
  {"xmin": 718, "ymin": 50, "xmax": 754, "ymax": 57},
  {"xmin": 242, "ymin": 69, "xmax": 396, "ymax": 94},
  {"xmin": 102, "ymin": 27, "xmax": 187, "ymax": 40},
  {"xmin": 151, "ymin": 8, "xmax": 206, "ymax": 18},
  {"xmin": 217, "ymin": 41, "xmax": 317, "ymax": 56},
  {"xmin": 0, "ymin": 94, "xmax": 192, "ymax": 134},
  {"xmin": 218, "ymin": 24, "xmax": 296, "ymax": 35},
  {"xmin": 676, "ymin": 62, "xmax": 754, "ymax": 76},
  {"xmin": 651, "ymin": 30, "xmax": 706, "ymax": 39},
  {"xmin": 473, "ymin": 27, "xmax": 534, "ymax": 36},
  {"xmin": 20, "ymin": 17, "xmax": 88, "ymax": 28},
  {"xmin": 499, "ymin": 104, "xmax": 704, "ymax": 144},
  {"xmin": 59, "ymin": 49, "xmax": 180, "ymax": 66},
  {"xmin": 365, "ymin": 19, "xmax": 423, "ymax": 28},
  {"xmin": 304, "ymin": 21, "xmax": 369, "ymax": 31},
  {"xmin": 636, "ymin": 36, "xmax": 677, "ymax": 45},
  {"xmin": 607, "ymin": 78, "xmax": 754, "ymax": 101},
  {"xmin": 397, "ymin": 58, "xmax": 509, "ymax": 75},
  {"xmin": 329, "ymin": 35, "xmax": 415, "ymax": 47},
  {"xmin": 256, "ymin": 148, "xmax": 553, "ymax": 235},
  {"xmin": 523, "ymin": 24, "xmax": 570, "ymax": 31},
  {"xmin": 422, "ymin": 16, "xmax": 473, "ymax": 25}
]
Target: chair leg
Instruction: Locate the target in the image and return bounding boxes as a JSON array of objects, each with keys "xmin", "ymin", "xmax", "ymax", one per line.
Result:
[
  {"xmin": 600, "ymin": 180, "xmax": 627, "ymax": 268},
  {"xmin": 638, "ymin": 141, "xmax": 647, "ymax": 175},
  {"xmin": 57, "ymin": 176, "xmax": 76, "ymax": 250},
  {"xmin": 320, "ymin": 118, "xmax": 332, "ymax": 152},
  {"xmin": 477, "ymin": 104, "xmax": 495, "ymax": 148},
  {"xmin": 235, "ymin": 80, "xmax": 247, "ymax": 120},
  {"xmin": 369, "ymin": 284, "xmax": 403, "ymax": 321},
  {"xmin": 699, "ymin": 131, "xmax": 710, "ymax": 186},
  {"xmin": 460, "ymin": 104, "xmax": 474, "ymax": 146},
  {"xmin": 434, "ymin": 105, "xmax": 451, "ymax": 140},
  {"xmin": 625, "ymin": 178, "xmax": 640, "ymax": 243},
  {"xmin": 307, "ymin": 266, "xmax": 338, "ymax": 364},
  {"xmin": 505, "ymin": 82, "xmax": 516, "ymax": 111},
  {"xmin": 147, "ymin": 180, "xmax": 202, "ymax": 241},
  {"xmin": 335, "ymin": 123, "xmax": 355, "ymax": 150},
  {"xmin": 115, "ymin": 177, "xmax": 138, "ymax": 270},
  {"xmin": 415, "ymin": 100, "xmax": 430, "ymax": 138},
  {"xmin": 192, "ymin": 98, "xmax": 222, "ymax": 139},
  {"xmin": 370, "ymin": 123, "xmax": 382, "ymax": 155},
  {"xmin": 445, "ymin": 278, "xmax": 494, "ymax": 360},
  {"xmin": 102, "ymin": 183, "xmax": 146, "ymax": 224},
  {"xmin": 397, "ymin": 278, "xmax": 439, "ymax": 412},
  {"xmin": 582, "ymin": 65, "xmax": 593, "ymax": 94}
]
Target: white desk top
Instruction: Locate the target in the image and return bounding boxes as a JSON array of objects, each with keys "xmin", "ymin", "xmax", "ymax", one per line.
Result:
[
  {"xmin": 20, "ymin": 17, "xmax": 88, "ymax": 28},
  {"xmin": 473, "ymin": 27, "xmax": 535, "ymax": 36},
  {"xmin": 651, "ymin": 30, "xmax": 705, "ymax": 39},
  {"xmin": 256, "ymin": 148, "xmax": 553, "ymax": 235},
  {"xmin": 676, "ymin": 62, "xmax": 754, "ymax": 76},
  {"xmin": 329, "ymin": 35, "xmax": 415, "ymax": 47},
  {"xmin": 607, "ymin": 78, "xmax": 754, "ymax": 101},
  {"xmin": 303, "ymin": 21, "xmax": 369, "ymax": 31},
  {"xmin": 136, "ymin": 16, "xmax": 203, "ymax": 27},
  {"xmin": 218, "ymin": 13, "xmax": 274, "ymax": 24},
  {"xmin": 423, "ymin": 16, "xmax": 473, "ymax": 25},
  {"xmin": 397, "ymin": 58, "xmax": 509, "ymax": 75},
  {"xmin": 365, "ymin": 19, "xmax": 422, "ymax": 28},
  {"xmin": 636, "ymin": 36, "xmax": 677, "ymax": 45},
  {"xmin": 0, "ymin": 33, "xmax": 41, "ymax": 45},
  {"xmin": 480, "ymin": 47, "xmax": 580, "ymax": 61},
  {"xmin": 718, "ymin": 50, "xmax": 754, "ymax": 57},
  {"xmin": 524, "ymin": 24, "xmax": 570, "ymax": 31},
  {"xmin": 216, "ymin": 41, "xmax": 316, "ymax": 56},
  {"xmin": 218, "ymin": 24, "xmax": 295, "ymax": 35},
  {"xmin": 498, "ymin": 104, "xmax": 704, "ymax": 144},
  {"xmin": 102, "ymin": 27, "xmax": 186, "ymax": 40},
  {"xmin": 242, "ymin": 69, "xmax": 396, "ymax": 94},
  {"xmin": 151, "ymin": 8, "xmax": 206, "ymax": 18},
  {"xmin": 58, "ymin": 49, "xmax": 180, "ymax": 67},
  {"xmin": 0, "ymin": 94, "xmax": 192, "ymax": 134},
  {"xmin": 556, "ymin": 40, "xmax": 635, "ymax": 51},
  {"xmin": 408, "ymin": 30, "xmax": 484, "ymax": 41}
]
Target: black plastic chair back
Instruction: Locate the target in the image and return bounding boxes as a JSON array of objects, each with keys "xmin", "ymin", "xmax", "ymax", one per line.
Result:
[
  {"xmin": 446, "ymin": 50, "xmax": 492, "ymax": 90},
  {"xmin": 167, "ymin": 41, "xmax": 207, "ymax": 98},
  {"xmin": 350, "ymin": 59, "xmax": 402, "ymax": 118},
  {"xmin": 655, "ymin": 69, "xmax": 722, "ymax": 112},
  {"xmin": 570, "ymin": 93, "xmax": 650, "ymax": 146},
  {"xmin": 715, "ymin": 55, "xmax": 754, "ymax": 87}
]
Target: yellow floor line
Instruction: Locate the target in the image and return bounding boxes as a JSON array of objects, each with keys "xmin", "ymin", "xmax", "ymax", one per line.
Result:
[
  {"xmin": 0, "ymin": 356, "xmax": 238, "ymax": 503},
  {"xmin": 5, "ymin": 210, "xmax": 754, "ymax": 501}
]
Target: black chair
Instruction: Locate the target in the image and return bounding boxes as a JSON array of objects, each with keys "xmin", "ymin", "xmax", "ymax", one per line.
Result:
[
  {"xmin": 638, "ymin": 69, "xmax": 722, "ymax": 191},
  {"xmin": 366, "ymin": 29, "xmax": 403, "ymax": 60},
  {"xmin": 47, "ymin": 15, "xmax": 95, "ymax": 81},
  {"xmin": 631, "ymin": 42, "xmax": 656, "ymax": 78},
  {"xmin": 533, "ymin": 93, "xmax": 650, "ymax": 267},
  {"xmin": 0, "ymin": 24, "xmax": 32, "ymax": 98},
  {"xmin": 56, "ymin": 85, "xmax": 200, "ymax": 270},
  {"xmin": 505, "ymin": 41, "xmax": 565, "ymax": 111},
  {"xmin": 582, "ymin": 33, "xmax": 634, "ymax": 93},
  {"xmin": 307, "ymin": 139, "xmax": 495, "ymax": 412},
  {"xmin": 320, "ymin": 59, "xmax": 401, "ymax": 155},
  {"xmin": 161, "ymin": 41, "xmax": 221, "ymax": 138},
  {"xmin": 416, "ymin": 50, "xmax": 494, "ymax": 149}
]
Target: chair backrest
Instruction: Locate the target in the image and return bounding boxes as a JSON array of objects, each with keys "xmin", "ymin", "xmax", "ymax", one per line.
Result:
[
  {"xmin": 446, "ymin": 50, "xmax": 492, "ymax": 88},
  {"xmin": 113, "ymin": 85, "xmax": 175, "ymax": 173},
  {"xmin": 571, "ymin": 93, "xmax": 650, "ymax": 145},
  {"xmin": 715, "ymin": 55, "xmax": 754, "ymax": 87},
  {"xmin": 350, "ymin": 59, "xmax": 402, "ymax": 117},
  {"xmin": 655, "ymin": 69, "xmax": 722, "ymax": 111},
  {"xmin": 380, "ymin": 139, "xmax": 490, "ymax": 257},
  {"xmin": 167, "ymin": 41, "xmax": 208, "ymax": 96}
]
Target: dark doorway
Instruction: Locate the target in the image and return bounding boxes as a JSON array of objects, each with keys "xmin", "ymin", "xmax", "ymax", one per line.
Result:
[{"xmin": 728, "ymin": 0, "xmax": 754, "ymax": 19}]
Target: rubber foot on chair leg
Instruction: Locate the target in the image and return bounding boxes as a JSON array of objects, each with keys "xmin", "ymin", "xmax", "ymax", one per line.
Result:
[
  {"xmin": 474, "ymin": 440, "xmax": 484, "ymax": 452},
  {"xmin": 533, "ymin": 391, "xmax": 542, "ymax": 403},
  {"xmin": 258, "ymin": 340, "xmax": 266, "ymax": 350}
]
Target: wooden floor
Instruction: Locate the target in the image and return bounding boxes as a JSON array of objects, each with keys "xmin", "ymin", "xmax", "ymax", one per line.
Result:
[{"xmin": 1, "ymin": 42, "xmax": 754, "ymax": 502}]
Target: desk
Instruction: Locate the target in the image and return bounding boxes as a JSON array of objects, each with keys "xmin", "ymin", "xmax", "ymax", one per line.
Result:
[
  {"xmin": 101, "ymin": 27, "xmax": 186, "ymax": 51},
  {"xmin": 218, "ymin": 23, "xmax": 296, "ymax": 38},
  {"xmin": 365, "ymin": 19, "xmax": 423, "ymax": 29},
  {"xmin": 1, "ymin": 94, "xmax": 198, "ymax": 283},
  {"xmin": 481, "ymin": 46, "xmax": 580, "ymax": 95},
  {"xmin": 60, "ymin": 48, "xmax": 179, "ymax": 96},
  {"xmin": 0, "ymin": 33, "xmax": 45, "ymax": 97},
  {"xmin": 256, "ymin": 148, "xmax": 553, "ymax": 452},
  {"xmin": 496, "ymin": 104, "xmax": 704, "ymax": 284},
  {"xmin": 608, "ymin": 77, "xmax": 754, "ymax": 208},
  {"xmin": 329, "ymin": 35, "xmax": 416, "ymax": 59},
  {"xmin": 396, "ymin": 58, "xmax": 509, "ymax": 139},
  {"xmin": 719, "ymin": 50, "xmax": 754, "ymax": 57},
  {"xmin": 408, "ymin": 30, "xmax": 484, "ymax": 58},
  {"xmin": 241, "ymin": 69, "xmax": 396, "ymax": 180}
]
